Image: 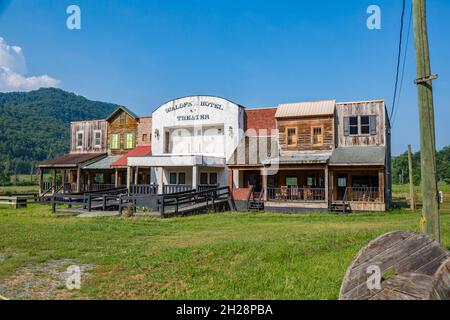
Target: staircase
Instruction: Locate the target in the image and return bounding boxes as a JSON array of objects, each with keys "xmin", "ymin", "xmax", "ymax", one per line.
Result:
[
  {"xmin": 247, "ymin": 187, "xmax": 265, "ymax": 212},
  {"xmin": 329, "ymin": 189, "xmax": 351, "ymax": 214},
  {"xmin": 329, "ymin": 202, "xmax": 351, "ymax": 214}
]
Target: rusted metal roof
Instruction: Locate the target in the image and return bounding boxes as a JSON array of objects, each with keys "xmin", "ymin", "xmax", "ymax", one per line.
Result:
[
  {"xmin": 39, "ymin": 153, "xmax": 107, "ymax": 168},
  {"xmin": 275, "ymin": 100, "xmax": 336, "ymax": 118}
]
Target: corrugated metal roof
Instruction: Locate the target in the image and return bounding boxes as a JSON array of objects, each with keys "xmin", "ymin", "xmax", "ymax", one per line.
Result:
[
  {"xmin": 39, "ymin": 153, "xmax": 107, "ymax": 167},
  {"xmin": 329, "ymin": 147, "xmax": 386, "ymax": 165},
  {"xmin": 275, "ymin": 100, "xmax": 336, "ymax": 118},
  {"xmin": 83, "ymin": 156, "xmax": 121, "ymax": 169}
]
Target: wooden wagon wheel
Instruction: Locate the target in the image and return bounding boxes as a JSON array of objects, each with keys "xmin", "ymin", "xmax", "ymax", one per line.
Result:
[{"xmin": 340, "ymin": 231, "xmax": 450, "ymax": 300}]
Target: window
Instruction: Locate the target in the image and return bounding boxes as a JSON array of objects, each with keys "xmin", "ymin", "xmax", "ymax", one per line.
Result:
[
  {"xmin": 345, "ymin": 115, "xmax": 377, "ymax": 136},
  {"xmin": 349, "ymin": 116, "xmax": 359, "ymax": 135},
  {"xmin": 199, "ymin": 172, "xmax": 218, "ymax": 185},
  {"xmin": 125, "ymin": 133, "xmax": 135, "ymax": 149},
  {"xmin": 94, "ymin": 130, "xmax": 102, "ymax": 147},
  {"xmin": 119, "ymin": 113, "xmax": 126, "ymax": 126},
  {"xmin": 312, "ymin": 126, "xmax": 323, "ymax": 146},
  {"xmin": 209, "ymin": 172, "xmax": 218, "ymax": 185},
  {"xmin": 76, "ymin": 131, "xmax": 83, "ymax": 148},
  {"xmin": 338, "ymin": 177, "xmax": 347, "ymax": 187},
  {"xmin": 200, "ymin": 172, "xmax": 209, "ymax": 185},
  {"xmin": 142, "ymin": 134, "xmax": 147, "ymax": 142},
  {"xmin": 169, "ymin": 172, "xmax": 177, "ymax": 184},
  {"xmin": 360, "ymin": 116, "xmax": 370, "ymax": 135},
  {"xmin": 178, "ymin": 173, "xmax": 186, "ymax": 185},
  {"xmin": 164, "ymin": 131, "xmax": 170, "ymax": 153},
  {"xmin": 286, "ymin": 177, "xmax": 298, "ymax": 187},
  {"xmin": 110, "ymin": 134, "xmax": 120, "ymax": 149},
  {"xmin": 286, "ymin": 127, "xmax": 297, "ymax": 147},
  {"xmin": 169, "ymin": 172, "xmax": 186, "ymax": 185}
]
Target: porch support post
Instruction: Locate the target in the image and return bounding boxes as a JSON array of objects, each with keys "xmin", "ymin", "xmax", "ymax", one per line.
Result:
[
  {"xmin": 192, "ymin": 165, "xmax": 198, "ymax": 189},
  {"xmin": 126, "ymin": 166, "xmax": 131, "ymax": 191},
  {"xmin": 134, "ymin": 166, "xmax": 139, "ymax": 185},
  {"xmin": 114, "ymin": 168, "xmax": 119, "ymax": 188},
  {"xmin": 325, "ymin": 166, "xmax": 329, "ymax": 203},
  {"xmin": 158, "ymin": 167, "xmax": 164, "ymax": 194},
  {"xmin": 61, "ymin": 169, "xmax": 66, "ymax": 194},
  {"xmin": 261, "ymin": 168, "xmax": 268, "ymax": 201},
  {"xmin": 38, "ymin": 168, "xmax": 43, "ymax": 195},
  {"xmin": 51, "ymin": 169, "xmax": 56, "ymax": 193},
  {"xmin": 76, "ymin": 166, "xmax": 81, "ymax": 193},
  {"xmin": 379, "ymin": 169, "xmax": 385, "ymax": 203}
]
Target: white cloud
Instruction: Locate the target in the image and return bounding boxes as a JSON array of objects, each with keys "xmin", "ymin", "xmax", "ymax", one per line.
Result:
[{"xmin": 0, "ymin": 37, "xmax": 60, "ymax": 92}]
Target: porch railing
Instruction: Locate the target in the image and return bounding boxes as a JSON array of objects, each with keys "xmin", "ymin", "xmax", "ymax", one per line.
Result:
[
  {"xmin": 163, "ymin": 184, "xmax": 192, "ymax": 194},
  {"xmin": 130, "ymin": 184, "xmax": 158, "ymax": 195},
  {"xmin": 88, "ymin": 184, "xmax": 118, "ymax": 192},
  {"xmin": 345, "ymin": 187, "xmax": 383, "ymax": 202},
  {"xmin": 267, "ymin": 187, "xmax": 326, "ymax": 202}
]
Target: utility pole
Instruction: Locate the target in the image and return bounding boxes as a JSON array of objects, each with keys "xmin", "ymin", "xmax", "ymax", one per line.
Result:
[
  {"xmin": 408, "ymin": 145, "xmax": 416, "ymax": 210},
  {"xmin": 413, "ymin": 0, "xmax": 440, "ymax": 241}
]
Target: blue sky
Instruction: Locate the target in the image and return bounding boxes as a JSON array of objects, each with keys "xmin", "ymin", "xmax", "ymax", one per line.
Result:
[{"xmin": 0, "ymin": 0, "xmax": 449, "ymax": 155}]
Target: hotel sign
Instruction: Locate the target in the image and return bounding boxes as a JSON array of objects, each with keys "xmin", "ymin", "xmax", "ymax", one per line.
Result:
[{"xmin": 166, "ymin": 101, "xmax": 224, "ymax": 114}]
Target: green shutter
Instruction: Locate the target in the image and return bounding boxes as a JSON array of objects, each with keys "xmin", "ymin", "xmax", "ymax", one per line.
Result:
[{"xmin": 132, "ymin": 133, "xmax": 136, "ymax": 148}]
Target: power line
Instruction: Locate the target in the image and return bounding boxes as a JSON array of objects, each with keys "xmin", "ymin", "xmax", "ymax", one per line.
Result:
[
  {"xmin": 392, "ymin": 4, "xmax": 413, "ymax": 126},
  {"xmin": 390, "ymin": 0, "xmax": 407, "ymax": 120}
]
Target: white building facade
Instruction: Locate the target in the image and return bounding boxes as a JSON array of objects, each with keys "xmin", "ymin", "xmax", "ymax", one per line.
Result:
[{"xmin": 128, "ymin": 96, "xmax": 245, "ymax": 193}]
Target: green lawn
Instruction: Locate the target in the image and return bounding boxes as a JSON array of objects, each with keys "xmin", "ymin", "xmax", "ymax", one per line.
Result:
[
  {"xmin": 0, "ymin": 204, "xmax": 449, "ymax": 300},
  {"xmin": 393, "ymin": 182, "xmax": 450, "ymax": 194}
]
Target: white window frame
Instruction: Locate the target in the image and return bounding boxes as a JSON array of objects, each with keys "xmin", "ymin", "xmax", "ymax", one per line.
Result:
[
  {"xmin": 93, "ymin": 130, "xmax": 102, "ymax": 147},
  {"xmin": 76, "ymin": 131, "xmax": 84, "ymax": 149}
]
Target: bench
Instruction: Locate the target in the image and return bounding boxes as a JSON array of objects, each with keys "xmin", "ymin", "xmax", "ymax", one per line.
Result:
[{"xmin": 0, "ymin": 196, "xmax": 28, "ymax": 208}]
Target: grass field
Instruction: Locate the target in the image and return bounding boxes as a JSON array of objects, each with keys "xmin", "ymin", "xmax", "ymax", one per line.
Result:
[{"xmin": 0, "ymin": 202, "xmax": 449, "ymax": 300}]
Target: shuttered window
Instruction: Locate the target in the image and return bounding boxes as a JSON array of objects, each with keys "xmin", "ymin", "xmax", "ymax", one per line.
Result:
[
  {"xmin": 110, "ymin": 134, "xmax": 120, "ymax": 149},
  {"xmin": 344, "ymin": 115, "xmax": 377, "ymax": 136},
  {"xmin": 125, "ymin": 133, "xmax": 135, "ymax": 149}
]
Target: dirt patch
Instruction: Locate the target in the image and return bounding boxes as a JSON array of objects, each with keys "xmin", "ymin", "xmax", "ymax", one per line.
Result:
[{"xmin": 0, "ymin": 259, "xmax": 93, "ymax": 300}]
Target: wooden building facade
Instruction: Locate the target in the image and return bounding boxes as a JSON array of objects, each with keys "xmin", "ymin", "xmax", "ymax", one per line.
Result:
[{"xmin": 227, "ymin": 100, "xmax": 392, "ymax": 212}]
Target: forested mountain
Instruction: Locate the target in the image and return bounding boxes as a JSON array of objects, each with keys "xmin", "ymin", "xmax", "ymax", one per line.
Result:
[
  {"xmin": 392, "ymin": 146, "xmax": 450, "ymax": 185},
  {"xmin": 0, "ymin": 88, "xmax": 119, "ymax": 179}
]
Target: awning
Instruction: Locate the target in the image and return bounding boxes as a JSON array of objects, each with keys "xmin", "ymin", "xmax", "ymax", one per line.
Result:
[
  {"xmin": 39, "ymin": 153, "xmax": 107, "ymax": 168},
  {"xmin": 329, "ymin": 147, "xmax": 386, "ymax": 165},
  {"xmin": 83, "ymin": 156, "xmax": 121, "ymax": 170},
  {"xmin": 112, "ymin": 145, "xmax": 151, "ymax": 167}
]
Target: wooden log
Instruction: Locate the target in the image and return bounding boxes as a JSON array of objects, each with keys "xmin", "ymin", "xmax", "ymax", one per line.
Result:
[{"xmin": 340, "ymin": 231, "xmax": 450, "ymax": 300}]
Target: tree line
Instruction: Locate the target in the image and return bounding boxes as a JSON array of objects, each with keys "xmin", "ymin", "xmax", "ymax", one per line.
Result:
[{"xmin": 392, "ymin": 146, "xmax": 450, "ymax": 185}]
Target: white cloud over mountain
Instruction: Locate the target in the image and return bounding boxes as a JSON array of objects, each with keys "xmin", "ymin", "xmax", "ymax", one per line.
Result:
[{"xmin": 0, "ymin": 37, "xmax": 60, "ymax": 92}]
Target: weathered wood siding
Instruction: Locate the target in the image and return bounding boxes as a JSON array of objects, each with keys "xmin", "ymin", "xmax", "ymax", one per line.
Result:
[
  {"xmin": 277, "ymin": 116, "xmax": 334, "ymax": 151},
  {"xmin": 108, "ymin": 110, "xmax": 138, "ymax": 155},
  {"xmin": 336, "ymin": 101, "xmax": 386, "ymax": 147},
  {"xmin": 70, "ymin": 120, "xmax": 108, "ymax": 153}
]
